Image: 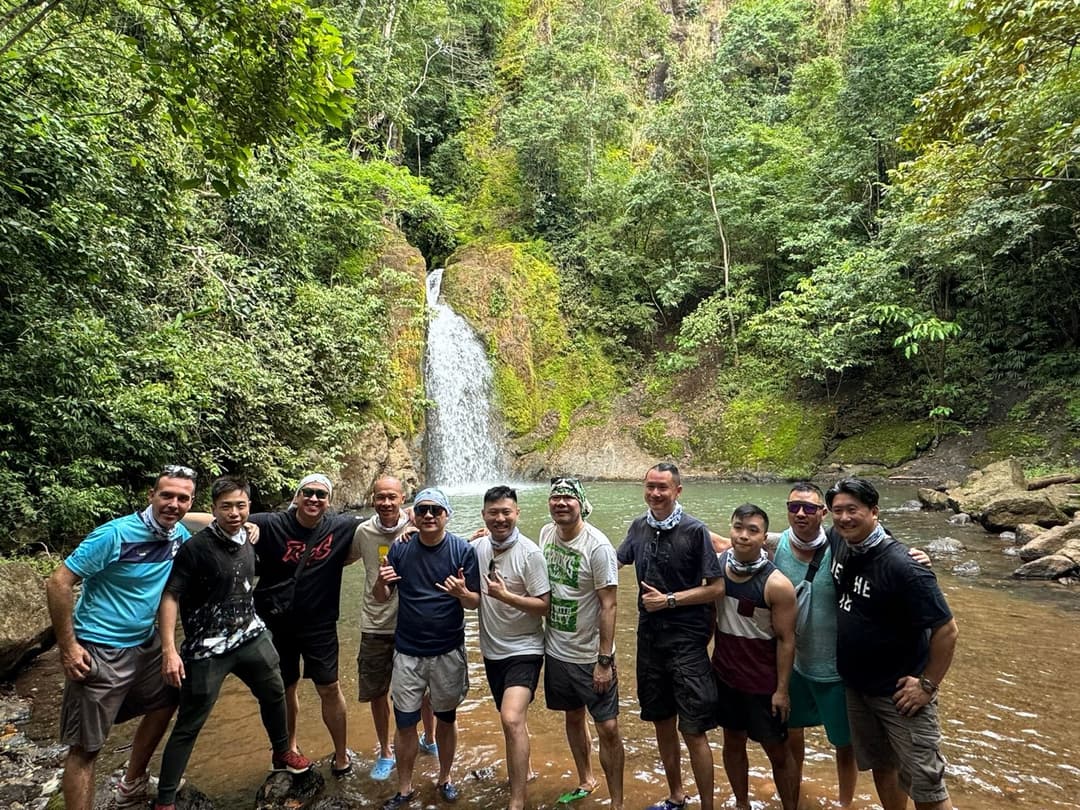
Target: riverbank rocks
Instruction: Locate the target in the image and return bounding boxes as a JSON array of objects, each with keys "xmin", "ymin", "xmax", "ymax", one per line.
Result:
[
  {"xmin": 1013, "ymin": 517, "xmax": 1080, "ymax": 578},
  {"xmin": 255, "ymin": 769, "xmax": 324, "ymax": 810},
  {"xmin": 1017, "ymin": 518, "xmax": 1080, "ymax": 562},
  {"xmin": 946, "ymin": 459, "xmax": 1069, "ymax": 531},
  {"xmin": 0, "ymin": 563, "xmax": 52, "ymax": 680},
  {"xmin": 918, "ymin": 488, "xmax": 951, "ymax": 510},
  {"xmin": 1013, "ymin": 554, "xmax": 1079, "ymax": 580}
]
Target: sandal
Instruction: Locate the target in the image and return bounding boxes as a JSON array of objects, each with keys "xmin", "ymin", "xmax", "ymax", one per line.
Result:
[
  {"xmin": 369, "ymin": 756, "xmax": 395, "ymax": 781},
  {"xmin": 556, "ymin": 784, "xmax": 597, "ymax": 804},
  {"xmin": 331, "ymin": 754, "xmax": 353, "ymax": 778}
]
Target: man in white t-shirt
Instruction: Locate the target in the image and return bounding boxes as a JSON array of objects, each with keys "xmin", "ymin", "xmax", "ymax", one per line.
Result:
[
  {"xmin": 539, "ymin": 477, "xmax": 624, "ymax": 810},
  {"xmin": 472, "ymin": 485, "xmax": 551, "ymax": 810}
]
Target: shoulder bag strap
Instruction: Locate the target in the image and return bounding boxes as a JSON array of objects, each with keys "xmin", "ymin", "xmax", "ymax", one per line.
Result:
[{"xmin": 803, "ymin": 542, "xmax": 829, "ymax": 584}]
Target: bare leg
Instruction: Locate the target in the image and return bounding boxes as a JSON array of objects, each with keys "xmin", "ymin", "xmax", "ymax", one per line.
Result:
[
  {"xmin": 915, "ymin": 800, "xmax": 953, "ymax": 810},
  {"xmin": 722, "ymin": 729, "xmax": 751, "ymax": 809},
  {"xmin": 314, "ymin": 681, "xmax": 349, "ymax": 769},
  {"xmin": 836, "ymin": 743, "xmax": 858, "ymax": 808},
  {"xmin": 762, "ymin": 739, "xmax": 799, "ymax": 810},
  {"xmin": 435, "ymin": 717, "xmax": 457, "ymax": 785},
  {"xmin": 371, "ymin": 693, "xmax": 393, "ymax": 759},
  {"xmin": 595, "ymin": 717, "xmax": 624, "ymax": 810},
  {"xmin": 787, "ymin": 727, "xmax": 806, "ymax": 809},
  {"xmin": 683, "ymin": 730, "xmax": 714, "ymax": 810},
  {"xmin": 564, "ymin": 708, "xmax": 597, "ymax": 791},
  {"xmin": 500, "ymin": 687, "xmax": 532, "ymax": 810},
  {"xmin": 394, "ymin": 722, "xmax": 419, "ymax": 795},
  {"xmin": 61, "ymin": 745, "xmax": 97, "ymax": 810},
  {"xmin": 421, "ymin": 694, "xmax": 436, "ymax": 742},
  {"xmin": 872, "ymin": 768, "xmax": 910, "ymax": 810},
  {"xmin": 653, "ymin": 717, "xmax": 686, "ymax": 803},
  {"xmin": 284, "ymin": 682, "xmax": 300, "ymax": 752},
  {"xmin": 125, "ymin": 705, "xmax": 176, "ymax": 781}
]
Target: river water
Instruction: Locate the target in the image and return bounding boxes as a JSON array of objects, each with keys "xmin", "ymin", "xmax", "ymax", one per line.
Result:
[{"xmin": 18, "ymin": 482, "xmax": 1080, "ymax": 809}]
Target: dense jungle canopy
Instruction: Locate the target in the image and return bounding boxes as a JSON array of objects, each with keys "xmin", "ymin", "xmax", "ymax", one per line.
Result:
[{"xmin": 1, "ymin": 0, "xmax": 1078, "ymax": 550}]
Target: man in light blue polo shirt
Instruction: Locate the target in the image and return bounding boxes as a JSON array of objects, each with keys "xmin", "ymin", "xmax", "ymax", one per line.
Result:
[{"xmin": 46, "ymin": 466, "xmax": 197, "ymax": 810}]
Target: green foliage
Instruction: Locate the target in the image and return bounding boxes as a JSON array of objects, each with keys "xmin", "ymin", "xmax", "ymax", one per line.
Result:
[{"xmin": 636, "ymin": 419, "xmax": 686, "ymax": 460}]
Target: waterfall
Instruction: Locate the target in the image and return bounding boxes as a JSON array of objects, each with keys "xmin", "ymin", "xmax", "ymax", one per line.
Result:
[{"xmin": 424, "ymin": 268, "xmax": 504, "ymax": 487}]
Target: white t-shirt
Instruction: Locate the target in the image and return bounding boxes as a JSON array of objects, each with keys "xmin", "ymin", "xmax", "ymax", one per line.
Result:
[
  {"xmin": 472, "ymin": 534, "xmax": 550, "ymax": 660},
  {"xmin": 539, "ymin": 522, "xmax": 619, "ymax": 664}
]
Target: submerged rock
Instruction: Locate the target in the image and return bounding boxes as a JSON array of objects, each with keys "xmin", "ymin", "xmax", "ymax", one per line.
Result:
[
  {"xmin": 997, "ymin": 531, "xmax": 1017, "ymax": 543},
  {"xmin": 928, "ymin": 537, "xmax": 965, "ymax": 554},
  {"xmin": 254, "ymin": 769, "xmax": 325, "ymax": 810},
  {"xmin": 948, "ymin": 513, "xmax": 972, "ymax": 525},
  {"xmin": 952, "ymin": 560, "xmax": 981, "ymax": 577},
  {"xmin": 0, "ymin": 692, "xmax": 64, "ymax": 810}
]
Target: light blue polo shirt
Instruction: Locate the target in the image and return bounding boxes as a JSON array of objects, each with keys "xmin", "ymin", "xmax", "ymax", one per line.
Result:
[{"xmin": 66, "ymin": 513, "xmax": 190, "ymax": 647}]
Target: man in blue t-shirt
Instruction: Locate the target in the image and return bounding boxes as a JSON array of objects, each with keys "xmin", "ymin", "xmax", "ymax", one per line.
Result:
[
  {"xmin": 827, "ymin": 477, "xmax": 958, "ymax": 810},
  {"xmin": 374, "ymin": 487, "xmax": 480, "ymax": 810},
  {"xmin": 46, "ymin": 466, "xmax": 197, "ymax": 810}
]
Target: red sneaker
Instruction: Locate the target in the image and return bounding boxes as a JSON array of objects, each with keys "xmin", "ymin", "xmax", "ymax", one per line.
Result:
[{"xmin": 271, "ymin": 750, "xmax": 314, "ymax": 774}]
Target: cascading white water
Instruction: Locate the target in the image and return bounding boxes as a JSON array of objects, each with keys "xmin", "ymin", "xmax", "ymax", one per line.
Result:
[{"xmin": 424, "ymin": 268, "xmax": 504, "ymax": 487}]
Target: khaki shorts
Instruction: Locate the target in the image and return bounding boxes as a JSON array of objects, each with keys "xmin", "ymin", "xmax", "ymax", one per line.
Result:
[
  {"xmin": 357, "ymin": 632, "xmax": 395, "ymax": 701},
  {"xmin": 391, "ymin": 646, "xmax": 469, "ymax": 715},
  {"xmin": 846, "ymin": 688, "xmax": 950, "ymax": 804},
  {"xmin": 59, "ymin": 633, "xmax": 178, "ymax": 753}
]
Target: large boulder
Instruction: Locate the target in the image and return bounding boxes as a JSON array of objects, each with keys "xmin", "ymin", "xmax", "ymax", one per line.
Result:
[
  {"xmin": 981, "ymin": 493, "xmax": 1068, "ymax": 532},
  {"xmin": 0, "ymin": 563, "xmax": 53, "ymax": 680},
  {"xmin": 335, "ymin": 424, "xmax": 421, "ymax": 509},
  {"xmin": 255, "ymin": 769, "xmax": 325, "ymax": 810},
  {"xmin": 918, "ymin": 488, "xmax": 951, "ymax": 510},
  {"xmin": 947, "ymin": 459, "xmax": 1027, "ymax": 515},
  {"xmin": 1018, "ymin": 518, "xmax": 1080, "ymax": 562},
  {"xmin": 1012, "ymin": 554, "xmax": 1079, "ymax": 579}
]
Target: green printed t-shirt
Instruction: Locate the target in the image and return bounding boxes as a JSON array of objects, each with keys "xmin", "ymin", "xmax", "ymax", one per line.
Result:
[{"xmin": 539, "ymin": 522, "xmax": 619, "ymax": 665}]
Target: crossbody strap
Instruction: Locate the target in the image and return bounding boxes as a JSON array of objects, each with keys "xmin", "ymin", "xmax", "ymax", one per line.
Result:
[{"xmin": 803, "ymin": 542, "xmax": 829, "ymax": 584}]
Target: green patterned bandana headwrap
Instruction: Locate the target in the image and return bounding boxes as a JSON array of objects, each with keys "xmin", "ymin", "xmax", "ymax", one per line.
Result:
[{"xmin": 549, "ymin": 476, "xmax": 593, "ymax": 518}]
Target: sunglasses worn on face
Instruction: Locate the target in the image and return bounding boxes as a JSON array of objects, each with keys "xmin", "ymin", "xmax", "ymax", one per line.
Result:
[
  {"xmin": 414, "ymin": 504, "xmax": 446, "ymax": 517},
  {"xmin": 787, "ymin": 501, "xmax": 824, "ymax": 516},
  {"xmin": 300, "ymin": 487, "xmax": 329, "ymax": 500}
]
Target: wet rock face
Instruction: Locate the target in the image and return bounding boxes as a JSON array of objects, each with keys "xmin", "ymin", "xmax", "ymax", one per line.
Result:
[{"xmin": 0, "ymin": 563, "xmax": 53, "ymax": 681}]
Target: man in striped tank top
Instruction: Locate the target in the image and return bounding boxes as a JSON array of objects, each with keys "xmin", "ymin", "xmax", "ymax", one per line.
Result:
[{"xmin": 712, "ymin": 504, "xmax": 798, "ymax": 810}]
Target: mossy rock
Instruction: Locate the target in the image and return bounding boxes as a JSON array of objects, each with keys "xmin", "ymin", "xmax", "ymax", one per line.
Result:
[
  {"xmin": 829, "ymin": 420, "xmax": 937, "ymax": 468},
  {"xmin": 636, "ymin": 418, "xmax": 686, "ymax": 459},
  {"xmin": 688, "ymin": 396, "xmax": 829, "ymax": 478}
]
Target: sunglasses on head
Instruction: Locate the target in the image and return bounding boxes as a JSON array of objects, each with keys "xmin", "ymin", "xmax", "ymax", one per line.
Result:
[
  {"xmin": 300, "ymin": 487, "xmax": 329, "ymax": 500},
  {"xmin": 786, "ymin": 501, "xmax": 824, "ymax": 516},
  {"xmin": 414, "ymin": 503, "xmax": 446, "ymax": 517},
  {"xmin": 161, "ymin": 464, "xmax": 197, "ymax": 480}
]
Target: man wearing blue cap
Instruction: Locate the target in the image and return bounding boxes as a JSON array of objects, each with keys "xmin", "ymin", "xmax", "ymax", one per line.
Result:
[{"xmin": 374, "ymin": 487, "xmax": 481, "ymax": 810}]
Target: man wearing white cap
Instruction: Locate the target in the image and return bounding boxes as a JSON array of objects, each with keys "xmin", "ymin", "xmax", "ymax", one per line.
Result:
[
  {"xmin": 245, "ymin": 473, "xmax": 362, "ymax": 776},
  {"xmin": 374, "ymin": 487, "xmax": 481, "ymax": 810}
]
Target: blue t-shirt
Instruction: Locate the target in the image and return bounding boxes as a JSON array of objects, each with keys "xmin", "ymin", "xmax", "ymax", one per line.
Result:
[
  {"xmin": 66, "ymin": 513, "xmax": 191, "ymax": 647},
  {"xmin": 389, "ymin": 531, "xmax": 480, "ymax": 657}
]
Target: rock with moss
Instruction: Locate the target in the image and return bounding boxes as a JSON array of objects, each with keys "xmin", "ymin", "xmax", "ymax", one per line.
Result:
[{"xmin": 828, "ymin": 421, "xmax": 937, "ymax": 469}]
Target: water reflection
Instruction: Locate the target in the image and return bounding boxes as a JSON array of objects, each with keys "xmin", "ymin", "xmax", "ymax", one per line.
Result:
[{"xmin": 22, "ymin": 482, "xmax": 1079, "ymax": 809}]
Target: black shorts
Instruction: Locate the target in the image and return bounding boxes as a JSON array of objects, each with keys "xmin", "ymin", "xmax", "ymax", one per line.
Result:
[
  {"xmin": 543, "ymin": 655, "xmax": 619, "ymax": 722},
  {"xmin": 716, "ymin": 678, "xmax": 788, "ymax": 744},
  {"xmin": 484, "ymin": 655, "xmax": 543, "ymax": 711},
  {"xmin": 267, "ymin": 621, "xmax": 339, "ymax": 686},
  {"xmin": 636, "ymin": 635, "xmax": 718, "ymax": 734}
]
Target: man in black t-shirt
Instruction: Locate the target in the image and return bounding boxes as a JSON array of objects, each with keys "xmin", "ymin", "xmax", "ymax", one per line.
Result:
[
  {"xmin": 248, "ymin": 473, "xmax": 364, "ymax": 777},
  {"xmin": 826, "ymin": 478, "xmax": 958, "ymax": 810},
  {"xmin": 616, "ymin": 463, "xmax": 724, "ymax": 810},
  {"xmin": 155, "ymin": 478, "xmax": 312, "ymax": 810}
]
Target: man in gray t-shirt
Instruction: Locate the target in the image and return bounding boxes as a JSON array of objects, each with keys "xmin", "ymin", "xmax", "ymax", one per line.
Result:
[{"xmin": 472, "ymin": 485, "xmax": 550, "ymax": 810}]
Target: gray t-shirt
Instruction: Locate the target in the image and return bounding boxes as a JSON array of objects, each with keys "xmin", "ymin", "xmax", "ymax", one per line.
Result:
[
  {"xmin": 472, "ymin": 534, "xmax": 550, "ymax": 660},
  {"xmin": 351, "ymin": 513, "xmax": 409, "ymax": 635},
  {"xmin": 539, "ymin": 522, "xmax": 619, "ymax": 664}
]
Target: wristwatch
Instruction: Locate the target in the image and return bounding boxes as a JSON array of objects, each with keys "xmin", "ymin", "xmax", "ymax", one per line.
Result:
[
  {"xmin": 918, "ymin": 675, "xmax": 939, "ymax": 695},
  {"xmin": 666, "ymin": 592, "xmax": 677, "ymax": 608},
  {"xmin": 597, "ymin": 654, "xmax": 614, "ymax": 668}
]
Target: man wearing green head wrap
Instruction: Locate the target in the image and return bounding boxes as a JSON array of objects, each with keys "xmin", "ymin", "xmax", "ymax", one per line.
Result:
[{"xmin": 539, "ymin": 477, "xmax": 624, "ymax": 810}]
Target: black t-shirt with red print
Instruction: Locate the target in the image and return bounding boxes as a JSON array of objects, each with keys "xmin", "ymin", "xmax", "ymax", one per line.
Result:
[{"xmin": 250, "ymin": 510, "xmax": 360, "ymax": 625}]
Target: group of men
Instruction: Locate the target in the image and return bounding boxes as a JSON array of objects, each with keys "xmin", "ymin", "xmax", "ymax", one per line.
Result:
[{"xmin": 46, "ymin": 462, "xmax": 958, "ymax": 810}]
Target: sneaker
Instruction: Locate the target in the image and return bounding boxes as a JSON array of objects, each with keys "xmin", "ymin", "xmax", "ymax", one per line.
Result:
[
  {"xmin": 645, "ymin": 799, "xmax": 688, "ymax": 810},
  {"xmin": 418, "ymin": 732, "xmax": 438, "ymax": 756},
  {"xmin": 116, "ymin": 773, "xmax": 153, "ymax": 808},
  {"xmin": 438, "ymin": 781, "xmax": 459, "ymax": 802},
  {"xmin": 381, "ymin": 791, "xmax": 416, "ymax": 810},
  {"xmin": 271, "ymin": 750, "xmax": 315, "ymax": 774}
]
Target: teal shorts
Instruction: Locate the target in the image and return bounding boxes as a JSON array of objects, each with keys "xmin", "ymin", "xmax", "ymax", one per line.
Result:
[{"xmin": 788, "ymin": 670, "xmax": 852, "ymax": 747}]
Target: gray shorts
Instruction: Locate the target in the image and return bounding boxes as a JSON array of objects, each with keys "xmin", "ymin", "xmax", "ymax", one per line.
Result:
[
  {"xmin": 391, "ymin": 646, "xmax": 469, "ymax": 715},
  {"xmin": 846, "ymin": 688, "xmax": 950, "ymax": 804},
  {"xmin": 59, "ymin": 633, "xmax": 178, "ymax": 753},
  {"xmin": 543, "ymin": 655, "xmax": 619, "ymax": 722}
]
